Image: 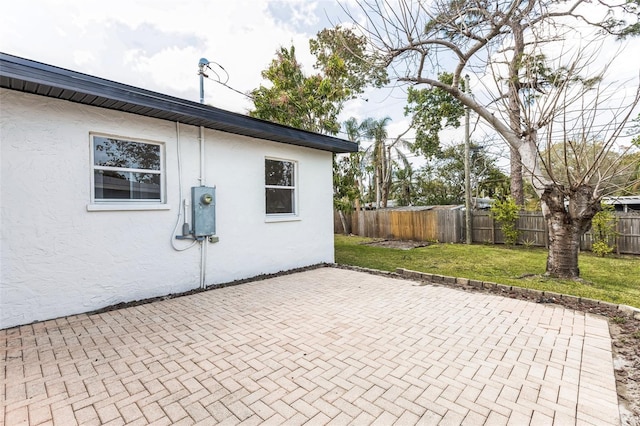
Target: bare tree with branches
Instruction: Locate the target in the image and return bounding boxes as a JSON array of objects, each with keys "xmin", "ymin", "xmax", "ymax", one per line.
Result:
[{"xmin": 341, "ymin": 0, "xmax": 640, "ymax": 278}]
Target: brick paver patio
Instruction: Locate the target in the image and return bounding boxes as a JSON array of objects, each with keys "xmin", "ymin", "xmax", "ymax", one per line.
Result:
[{"xmin": 1, "ymin": 267, "xmax": 620, "ymax": 425}]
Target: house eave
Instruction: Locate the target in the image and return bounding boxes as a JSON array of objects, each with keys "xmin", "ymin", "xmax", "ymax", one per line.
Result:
[{"xmin": 0, "ymin": 52, "xmax": 358, "ymax": 154}]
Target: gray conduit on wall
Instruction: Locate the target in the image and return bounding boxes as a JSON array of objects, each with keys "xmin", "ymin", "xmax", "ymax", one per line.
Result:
[{"xmin": 171, "ymin": 121, "xmax": 197, "ymax": 251}]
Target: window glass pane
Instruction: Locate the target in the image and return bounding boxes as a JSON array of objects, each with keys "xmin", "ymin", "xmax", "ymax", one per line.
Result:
[
  {"xmin": 266, "ymin": 188, "xmax": 294, "ymax": 214},
  {"xmin": 94, "ymin": 171, "xmax": 161, "ymax": 200},
  {"xmin": 132, "ymin": 173, "xmax": 161, "ymax": 199},
  {"xmin": 94, "ymin": 137, "xmax": 160, "ymax": 170},
  {"xmin": 265, "ymin": 159, "xmax": 294, "ymax": 186}
]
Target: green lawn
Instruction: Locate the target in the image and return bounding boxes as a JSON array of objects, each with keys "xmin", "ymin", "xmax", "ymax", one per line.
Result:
[{"xmin": 334, "ymin": 234, "xmax": 640, "ymax": 308}]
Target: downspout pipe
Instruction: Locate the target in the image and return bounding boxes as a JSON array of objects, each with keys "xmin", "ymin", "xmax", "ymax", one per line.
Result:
[
  {"xmin": 200, "ymin": 236, "xmax": 207, "ymax": 289},
  {"xmin": 198, "ymin": 125, "xmax": 206, "ymax": 289},
  {"xmin": 199, "ymin": 125, "xmax": 205, "ymax": 187}
]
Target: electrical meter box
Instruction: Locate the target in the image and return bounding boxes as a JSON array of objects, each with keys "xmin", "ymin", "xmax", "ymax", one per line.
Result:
[{"xmin": 191, "ymin": 186, "xmax": 216, "ymax": 237}]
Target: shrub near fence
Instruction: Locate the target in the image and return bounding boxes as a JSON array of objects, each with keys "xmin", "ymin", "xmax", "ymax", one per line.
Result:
[{"xmin": 335, "ymin": 209, "xmax": 640, "ymax": 255}]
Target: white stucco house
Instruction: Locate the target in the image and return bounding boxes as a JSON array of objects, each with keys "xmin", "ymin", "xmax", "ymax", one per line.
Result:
[{"xmin": 0, "ymin": 53, "xmax": 357, "ymax": 329}]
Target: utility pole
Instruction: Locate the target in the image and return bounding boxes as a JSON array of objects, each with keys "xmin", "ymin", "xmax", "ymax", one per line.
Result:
[
  {"xmin": 375, "ymin": 141, "xmax": 382, "ymax": 209},
  {"xmin": 464, "ymin": 74, "xmax": 472, "ymax": 245}
]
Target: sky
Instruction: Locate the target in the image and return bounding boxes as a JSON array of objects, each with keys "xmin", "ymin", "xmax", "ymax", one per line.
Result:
[
  {"xmin": 1, "ymin": 1, "xmax": 338, "ymax": 110},
  {"xmin": 0, "ymin": 0, "xmax": 415, "ymax": 143},
  {"xmin": 1, "ymin": 0, "xmax": 638, "ymax": 163}
]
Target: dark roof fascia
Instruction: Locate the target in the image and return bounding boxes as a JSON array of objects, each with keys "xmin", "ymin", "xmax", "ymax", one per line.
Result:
[{"xmin": 0, "ymin": 52, "xmax": 357, "ymax": 153}]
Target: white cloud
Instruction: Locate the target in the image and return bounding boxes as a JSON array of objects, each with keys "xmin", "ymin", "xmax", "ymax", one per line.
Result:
[
  {"xmin": 0, "ymin": 0, "xmax": 325, "ymax": 112},
  {"xmin": 73, "ymin": 50, "xmax": 96, "ymax": 67}
]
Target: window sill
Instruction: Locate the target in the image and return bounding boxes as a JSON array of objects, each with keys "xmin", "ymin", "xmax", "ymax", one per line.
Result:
[
  {"xmin": 265, "ymin": 215, "xmax": 301, "ymax": 223},
  {"xmin": 87, "ymin": 203, "xmax": 171, "ymax": 212}
]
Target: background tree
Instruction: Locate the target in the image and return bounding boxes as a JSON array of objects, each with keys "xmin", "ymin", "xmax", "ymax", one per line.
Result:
[
  {"xmin": 541, "ymin": 140, "xmax": 640, "ymax": 196},
  {"xmin": 632, "ymin": 114, "xmax": 640, "ymax": 146},
  {"xmin": 250, "ymin": 26, "xmax": 387, "ymax": 135},
  {"xmin": 250, "ymin": 45, "xmax": 343, "ymax": 134},
  {"xmin": 620, "ymin": 151, "xmax": 640, "ymax": 194},
  {"xmin": 341, "ymin": 117, "xmax": 370, "ymax": 211},
  {"xmin": 412, "ymin": 143, "xmax": 509, "ymax": 205},
  {"xmin": 625, "ymin": 113, "xmax": 640, "ymax": 193},
  {"xmin": 404, "ymin": 72, "xmax": 467, "ymax": 157},
  {"xmin": 343, "ymin": 0, "xmax": 640, "ymax": 278},
  {"xmin": 310, "ymin": 26, "xmax": 388, "ymax": 102},
  {"xmin": 333, "ymin": 154, "xmax": 361, "ymax": 234}
]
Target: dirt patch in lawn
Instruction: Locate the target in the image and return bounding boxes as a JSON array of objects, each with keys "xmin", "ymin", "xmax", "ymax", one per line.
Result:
[{"xmin": 362, "ymin": 239, "xmax": 431, "ymax": 250}]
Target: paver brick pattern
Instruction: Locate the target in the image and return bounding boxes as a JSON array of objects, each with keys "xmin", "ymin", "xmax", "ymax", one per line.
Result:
[{"xmin": 1, "ymin": 267, "xmax": 620, "ymax": 425}]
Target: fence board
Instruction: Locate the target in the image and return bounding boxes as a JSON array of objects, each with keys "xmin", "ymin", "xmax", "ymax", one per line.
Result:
[{"xmin": 336, "ymin": 209, "xmax": 640, "ymax": 255}]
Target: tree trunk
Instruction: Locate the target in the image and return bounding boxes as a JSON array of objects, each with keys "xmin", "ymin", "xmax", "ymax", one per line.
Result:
[
  {"xmin": 338, "ymin": 210, "xmax": 350, "ymax": 235},
  {"xmin": 510, "ymin": 145, "xmax": 525, "ymax": 206},
  {"xmin": 381, "ymin": 145, "xmax": 394, "ymax": 208},
  {"xmin": 381, "ymin": 164, "xmax": 390, "ymax": 208},
  {"xmin": 545, "ymin": 213, "xmax": 582, "ymax": 278},
  {"xmin": 381, "ymin": 189, "xmax": 388, "ymax": 208},
  {"xmin": 380, "ymin": 144, "xmax": 387, "ymax": 208},
  {"xmin": 375, "ymin": 166, "xmax": 381, "ymax": 209},
  {"xmin": 541, "ymin": 184, "xmax": 600, "ymax": 278},
  {"xmin": 506, "ymin": 20, "xmax": 526, "ymax": 207}
]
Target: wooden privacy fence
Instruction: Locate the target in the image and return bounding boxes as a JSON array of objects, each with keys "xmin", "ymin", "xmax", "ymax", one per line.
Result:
[
  {"xmin": 335, "ymin": 209, "xmax": 640, "ymax": 255},
  {"xmin": 335, "ymin": 208, "xmax": 463, "ymax": 244}
]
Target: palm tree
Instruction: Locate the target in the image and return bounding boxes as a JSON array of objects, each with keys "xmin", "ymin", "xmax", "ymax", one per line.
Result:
[
  {"xmin": 342, "ymin": 117, "xmax": 370, "ymax": 211},
  {"xmin": 393, "ymin": 158, "xmax": 416, "ymax": 207},
  {"xmin": 361, "ymin": 117, "xmax": 413, "ymax": 208}
]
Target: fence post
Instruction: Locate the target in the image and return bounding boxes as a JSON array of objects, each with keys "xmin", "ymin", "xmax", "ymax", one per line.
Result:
[
  {"xmin": 491, "ymin": 217, "xmax": 495, "ymax": 244},
  {"xmin": 616, "ymin": 218, "xmax": 620, "ymax": 256}
]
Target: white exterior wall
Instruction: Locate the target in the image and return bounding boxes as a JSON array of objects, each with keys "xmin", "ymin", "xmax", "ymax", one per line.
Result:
[{"xmin": 0, "ymin": 89, "xmax": 335, "ymax": 329}]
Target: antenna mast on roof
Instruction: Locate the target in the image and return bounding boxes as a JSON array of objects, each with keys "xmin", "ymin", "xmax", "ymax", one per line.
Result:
[{"xmin": 198, "ymin": 58, "xmax": 209, "ymax": 104}]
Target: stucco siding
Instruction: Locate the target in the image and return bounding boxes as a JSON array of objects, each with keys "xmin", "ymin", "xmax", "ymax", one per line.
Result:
[{"xmin": 0, "ymin": 89, "xmax": 334, "ymax": 329}]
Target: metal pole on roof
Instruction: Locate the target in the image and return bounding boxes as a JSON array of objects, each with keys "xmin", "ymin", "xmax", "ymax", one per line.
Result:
[
  {"xmin": 197, "ymin": 58, "xmax": 209, "ymax": 186},
  {"xmin": 198, "ymin": 58, "xmax": 209, "ymax": 104}
]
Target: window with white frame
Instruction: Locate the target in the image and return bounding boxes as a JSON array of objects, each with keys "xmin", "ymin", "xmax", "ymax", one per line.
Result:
[
  {"xmin": 265, "ymin": 158, "xmax": 296, "ymax": 215},
  {"xmin": 92, "ymin": 135, "xmax": 163, "ymax": 202}
]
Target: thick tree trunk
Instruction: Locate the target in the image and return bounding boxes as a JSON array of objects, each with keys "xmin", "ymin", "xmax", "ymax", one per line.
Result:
[
  {"xmin": 545, "ymin": 214, "xmax": 582, "ymax": 278},
  {"xmin": 541, "ymin": 184, "xmax": 600, "ymax": 278}
]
